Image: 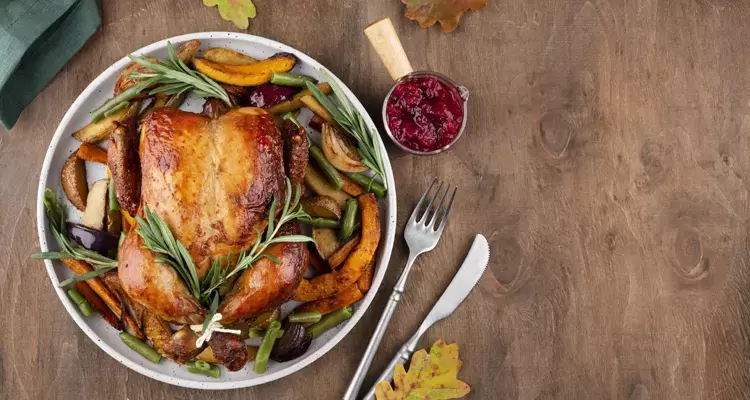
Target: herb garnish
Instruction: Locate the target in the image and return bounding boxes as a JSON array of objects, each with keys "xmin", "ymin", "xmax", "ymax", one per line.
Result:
[
  {"xmin": 32, "ymin": 189, "xmax": 118, "ymax": 285},
  {"xmin": 305, "ymin": 71, "xmax": 388, "ymax": 191},
  {"xmin": 128, "ymin": 42, "xmax": 232, "ymax": 106}
]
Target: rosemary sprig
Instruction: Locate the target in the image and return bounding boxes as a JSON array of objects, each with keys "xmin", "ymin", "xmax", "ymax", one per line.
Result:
[
  {"xmin": 127, "ymin": 41, "xmax": 232, "ymax": 106},
  {"xmin": 305, "ymin": 70, "xmax": 388, "ymax": 191},
  {"xmin": 135, "ymin": 207, "xmax": 201, "ymax": 300},
  {"xmin": 32, "ymin": 189, "xmax": 118, "ymax": 286},
  {"xmin": 199, "ymin": 179, "xmax": 313, "ymax": 299}
]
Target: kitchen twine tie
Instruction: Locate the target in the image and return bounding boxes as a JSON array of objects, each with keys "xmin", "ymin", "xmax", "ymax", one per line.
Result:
[{"xmin": 190, "ymin": 313, "xmax": 242, "ymax": 347}]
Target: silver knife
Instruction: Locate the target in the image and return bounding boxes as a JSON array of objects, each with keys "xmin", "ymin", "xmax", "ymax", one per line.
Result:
[{"xmin": 361, "ymin": 234, "xmax": 490, "ymax": 399}]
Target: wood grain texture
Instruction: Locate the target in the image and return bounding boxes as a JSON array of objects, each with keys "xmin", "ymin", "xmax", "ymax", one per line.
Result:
[{"xmin": 2, "ymin": 0, "xmax": 750, "ymax": 398}]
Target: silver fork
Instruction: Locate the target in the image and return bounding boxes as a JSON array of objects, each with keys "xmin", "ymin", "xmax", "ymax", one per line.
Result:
[{"xmin": 343, "ymin": 178, "xmax": 457, "ymax": 400}]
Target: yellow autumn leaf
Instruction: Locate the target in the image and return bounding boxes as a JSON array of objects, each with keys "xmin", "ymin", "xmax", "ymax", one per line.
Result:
[
  {"xmin": 203, "ymin": 0, "xmax": 257, "ymax": 29},
  {"xmin": 376, "ymin": 340, "xmax": 470, "ymax": 400}
]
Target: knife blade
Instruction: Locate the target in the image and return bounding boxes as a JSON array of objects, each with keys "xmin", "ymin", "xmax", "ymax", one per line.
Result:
[{"xmin": 362, "ymin": 234, "xmax": 490, "ymax": 399}]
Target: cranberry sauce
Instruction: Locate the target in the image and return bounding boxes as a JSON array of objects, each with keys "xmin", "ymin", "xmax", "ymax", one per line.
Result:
[{"xmin": 385, "ymin": 75, "xmax": 465, "ymax": 153}]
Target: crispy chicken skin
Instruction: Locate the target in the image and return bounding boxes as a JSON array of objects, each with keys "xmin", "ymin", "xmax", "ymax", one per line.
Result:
[{"xmin": 218, "ymin": 223, "xmax": 309, "ymax": 325}]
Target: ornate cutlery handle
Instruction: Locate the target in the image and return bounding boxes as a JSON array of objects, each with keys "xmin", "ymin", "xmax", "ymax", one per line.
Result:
[{"xmin": 343, "ymin": 253, "xmax": 419, "ymax": 400}]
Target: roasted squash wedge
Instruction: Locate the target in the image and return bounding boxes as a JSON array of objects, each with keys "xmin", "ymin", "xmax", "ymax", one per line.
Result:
[{"xmin": 193, "ymin": 53, "xmax": 297, "ymax": 86}]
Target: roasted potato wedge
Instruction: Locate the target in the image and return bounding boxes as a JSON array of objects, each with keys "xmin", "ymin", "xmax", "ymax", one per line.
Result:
[
  {"xmin": 73, "ymin": 101, "xmax": 139, "ymax": 143},
  {"xmin": 107, "ymin": 117, "xmax": 141, "ymax": 215},
  {"xmin": 321, "ymin": 123, "xmax": 366, "ymax": 173},
  {"xmin": 301, "ymin": 196, "xmax": 343, "ymax": 219},
  {"xmin": 295, "ymin": 284, "xmax": 363, "ymax": 316},
  {"xmin": 203, "ymin": 48, "xmax": 258, "ymax": 65},
  {"xmin": 267, "ymin": 83, "xmax": 332, "ymax": 115},
  {"xmin": 299, "ymin": 95, "xmax": 335, "ymax": 125},
  {"xmin": 61, "ymin": 150, "xmax": 88, "ymax": 210},
  {"xmin": 305, "ymin": 165, "xmax": 351, "ymax": 207},
  {"xmin": 221, "ymin": 83, "xmax": 251, "ymax": 98},
  {"xmin": 174, "ymin": 39, "xmax": 202, "ymax": 63},
  {"xmin": 144, "ymin": 312, "xmax": 173, "ymax": 355},
  {"xmin": 196, "ymin": 345, "xmax": 257, "ymax": 364},
  {"xmin": 328, "ymin": 234, "xmax": 360, "ymax": 269},
  {"xmin": 81, "ymin": 179, "xmax": 108, "ymax": 230},
  {"xmin": 294, "ymin": 194, "xmax": 380, "ymax": 301},
  {"xmin": 313, "ymin": 228, "xmax": 341, "ymax": 260},
  {"xmin": 193, "ymin": 53, "xmax": 297, "ymax": 86}
]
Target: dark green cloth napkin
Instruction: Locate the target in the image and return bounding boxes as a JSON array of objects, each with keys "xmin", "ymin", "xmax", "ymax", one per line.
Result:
[{"xmin": 0, "ymin": 0, "xmax": 100, "ymax": 130}]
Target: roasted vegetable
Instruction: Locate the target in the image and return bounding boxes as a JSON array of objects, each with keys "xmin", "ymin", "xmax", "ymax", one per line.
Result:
[
  {"xmin": 309, "ymin": 144, "xmax": 345, "ymax": 189},
  {"xmin": 120, "ymin": 332, "xmax": 162, "ymax": 363},
  {"xmin": 76, "ymin": 143, "xmax": 108, "ymax": 164},
  {"xmin": 339, "ymin": 172, "xmax": 366, "ymax": 197},
  {"xmin": 267, "ymin": 83, "xmax": 332, "ymax": 115},
  {"xmin": 312, "ymin": 228, "xmax": 340, "ymax": 260},
  {"xmin": 193, "ymin": 53, "xmax": 297, "ymax": 86},
  {"xmin": 287, "ymin": 311, "xmax": 322, "ymax": 324},
  {"xmin": 339, "ymin": 198, "xmax": 359, "ymax": 240},
  {"xmin": 357, "ymin": 260, "xmax": 375, "ymax": 292},
  {"xmin": 75, "ymin": 100, "xmax": 139, "ymax": 143},
  {"xmin": 66, "ymin": 222, "xmax": 119, "ymax": 255},
  {"xmin": 300, "ymin": 196, "xmax": 343, "ymax": 219},
  {"xmin": 73, "ymin": 281, "xmax": 122, "ymax": 329},
  {"xmin": 81, "ymin": 179, "xmax": 108, "ymax": 230},
  {"xmin": 187, "ymin": 360, "xmax": 221, "ymax": 378},
  {"xmin": 107, "ymin": 117, "xmax": 141, "ymax": 215},
  {"xmin": 115, "ymin": 40, "xmax": 200, "ymax": 96},
  {"xmin": 254, "ymin": 321, "xmax": 282, "ymax": 374},
  {"xmin": 307, "ymin": 306, "xmax": 353, "ymax": 338},
  {"xmin": 308, "ymin": 114, "xmax": 325, "ymax": 131},
  {"xmin": 67, "ymin": 288, "xmax": 95, "ymax": 316},
  {"xmin": 328, "ymin": 234, "xmax": 360, "ymax": 269},
  {"xmin": 270, "ymin": 72, "xmax": 316, "ymax": 87},
  {"xmin": 61, "ymin": 150, "xmax": 88, "ymax": 211},
  {"xmin": 270, "ymin": 323, "xmax": 312, "ymax": 362},
  {"xmin": 349, "ymin": 173, "xmax": 387, "ymax": 197},
  {"xmin": 299, "ymin": 95, "xmax": 335, "ymax": 125},
  {"xmin": 202, "ymin": 47, "xmax": 258, "ymax": 65},
  {"xmin": 143, "ymin": 312, "xmax": 173, "ymax": 355},
  {"xmin": 305, "ymin": 165, "xmax": 351, "ymax": 207},
  {"xmin": 322, "ymin": 123, "xmax": 366, "ymax": 173},
  {"xmin": 202, "ymin": 97, "xmax": 231, "ymax": 119},
  {"xmin": 294, "ymin": 194, "xmax": 380, "ymax": 301},
  {"xmin": 248, "ymin": 83, "xmax": 300, "ymax": 108},
  {"xmin": 298, "ymin": 216, "xmax": 340, "ymax": 229},
  {"xmin": 246, "ymin": 307, "xmax": 281, "ymax": 329},
  {"xmin": 61, "ymin": 259, "xmax": 123, "ymax": 318},
  {"xmin": 138, "ymin": 93, "xmax": 169, "ymax": 122},
  {"xmin": 296, "ymin": 284, "xmax": 363, "ymax": 316}
]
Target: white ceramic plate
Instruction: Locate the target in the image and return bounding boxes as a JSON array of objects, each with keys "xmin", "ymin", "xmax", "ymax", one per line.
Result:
[{"xmin": 36, "ymin": 32, "xmax": 396, "ymax": 389}]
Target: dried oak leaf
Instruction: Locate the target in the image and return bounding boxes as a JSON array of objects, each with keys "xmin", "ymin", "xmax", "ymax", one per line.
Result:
[
  {"xmin": 203, "ymin": 0, "xmax": 257, "ymax": 29},
  {"xmin": 402, "ymin": 0, "xmax": 488, "ymax": 32},
  {"xmin": 376, "ymin": 340, "xmax": 470, "ymax": 400}
]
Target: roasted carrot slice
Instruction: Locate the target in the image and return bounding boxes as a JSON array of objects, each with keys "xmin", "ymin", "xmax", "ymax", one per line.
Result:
[
  {"xmin": 77, "ymin": 143, "xmax": 109, "ymax": 164},
  {"xmin": 295, "ymin": 284, "xmax": 363, "ymax": 316},
  {"xmin": 339, "ymin": 173, "xmax": 365, "ymax": 197},
  {"xmin": 294, "ymin": 193, "xmax": 380, "ymax": 301},
  {"xmin": 74, "ymin": 281, "xmax": 123, "ymax": 330}
]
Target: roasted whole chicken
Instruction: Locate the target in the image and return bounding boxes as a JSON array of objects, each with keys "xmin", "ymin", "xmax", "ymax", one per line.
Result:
[{"xmin": 116, "ymin": 106, "xmax": 309, "ymax": 370}]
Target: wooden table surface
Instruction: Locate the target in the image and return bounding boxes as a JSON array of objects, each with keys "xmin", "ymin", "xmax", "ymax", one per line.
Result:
[{"xmin": 2, "ymin": 1, "xmax": 750, "ymax": 399}]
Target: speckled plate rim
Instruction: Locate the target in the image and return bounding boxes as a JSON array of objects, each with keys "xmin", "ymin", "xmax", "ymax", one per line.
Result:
[{"xmin": 36, "ymin": 32, "xmax": 397, "ymax": 390}]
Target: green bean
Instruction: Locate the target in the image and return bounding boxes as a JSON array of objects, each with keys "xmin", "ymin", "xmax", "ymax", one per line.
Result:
[
  {"xmin": 288, "ymin": 310, "xmax": 322, "ymax": 324},
  {"xmin": 103, "ymin": 101, "xmax": 130, "ymax": 118},
  {"xmin": 248, "ymin": 328, "xmax": 284, "ymax": 339},
  {"xmin": 310, "ymin": 145, "xmax": 345, "ymax": 189},
  {"xmin": 339, "ymin": 199, "xmax": 358, "ymax": 240},
  {"xmin": 349, "ymin": 173, "xmax": 386, "ymax": 197},
  {"xmin": 308, "ymin": 306, "xmax": 354, "ymax": 338},
  {"xmin": 67, "ymin": 289, "xmax": 95, "ymax": 317},
  {"xmin": 119, "ymin": 332, "xmax": 162, "ymax": 363},
  {"xmin": 187, "ymin": 360, "xmax": 221, "ymax": 378},
  {"xmin": 271, "ymin": 72, "xmax": 317, "ymax": 87},
  {"xmin": 297, "ymin": 216, "xmax": 340, "ymax": 229},
  {"xmin": 253, "ymin": 320, "xmax": 282, "ymax": 374},
  {"xmin": 108, "ymin": 179, "xmax": 120, "ymax": 212}
]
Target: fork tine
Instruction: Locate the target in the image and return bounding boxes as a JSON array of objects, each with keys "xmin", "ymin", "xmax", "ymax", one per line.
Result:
[
  {"xmin": 437, "ymin": 187, "xmax": 457, "ymax": 232},
  {"xmin": 419, "ymin": 181, "xmax": 444, "ymax": 224},
  {"xmin": 427, "ymin": 184, "xmax": 451, "ymax": 229},
  {"xmin": 408, "ymin": 178, "xmax": 437, "ymax": 224}
]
